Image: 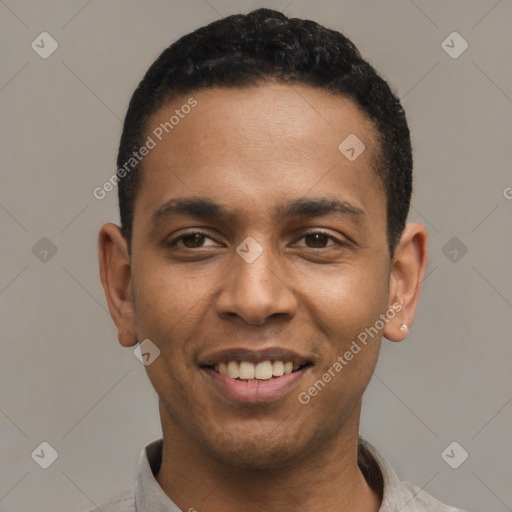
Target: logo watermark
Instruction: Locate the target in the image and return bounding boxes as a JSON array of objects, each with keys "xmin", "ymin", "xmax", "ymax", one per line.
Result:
[
  {"xmin": 298, "ymin": 302, "xmax": 402, "ymax": 405},
  {"xmin": 93, "ymin": 97, "xmax": 198, "ymax": 200}
]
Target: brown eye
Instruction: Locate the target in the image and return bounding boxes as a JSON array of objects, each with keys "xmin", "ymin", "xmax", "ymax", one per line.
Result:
[
  {"xmin": 170, "ymin": 231, "xmax": 219, "ymax": 249},
  {"xmin": 304, "ymin": 232, "xmax": 331, "ymax": 248},
  {"xmin": 180, "ymin": 233, "xmax": 207, "ymax": 248}
]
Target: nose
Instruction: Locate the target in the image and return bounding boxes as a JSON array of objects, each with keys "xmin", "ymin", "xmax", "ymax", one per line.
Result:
[{"xmin": 215, "ymin": 244, "xmax": 297, "ymax": 326}]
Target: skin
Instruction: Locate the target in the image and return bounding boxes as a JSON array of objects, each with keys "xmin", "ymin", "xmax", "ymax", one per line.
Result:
[{"xmin": 99, "ymin": 83, "xmax": 428, "ymax": 512}]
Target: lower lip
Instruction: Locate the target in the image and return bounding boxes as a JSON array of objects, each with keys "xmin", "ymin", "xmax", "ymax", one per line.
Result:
[{"xmin": 201, "ymin": 367, "xmax": 310, "ymax": 404}]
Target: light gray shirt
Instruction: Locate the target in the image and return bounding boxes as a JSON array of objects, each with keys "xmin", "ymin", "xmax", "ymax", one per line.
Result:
[{"xmin": 87, "ymin": 436, "xmax": 466, "ymax": 511}]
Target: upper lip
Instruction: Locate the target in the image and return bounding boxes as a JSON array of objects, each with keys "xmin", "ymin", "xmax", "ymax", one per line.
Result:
[{"xmin": 198, "ymin": 347, "xmax": 313, "ymax": 367}]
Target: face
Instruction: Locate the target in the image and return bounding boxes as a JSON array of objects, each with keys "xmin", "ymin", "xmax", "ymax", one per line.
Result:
[{"xmin": 128, "ymin": 83, "xmax": 393, "ymax": 468}]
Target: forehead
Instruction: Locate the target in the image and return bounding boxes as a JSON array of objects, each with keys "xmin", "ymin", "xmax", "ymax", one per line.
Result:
[{"xmin": 136, "ymin": 83, "xmax": 385, "ymax": 228}]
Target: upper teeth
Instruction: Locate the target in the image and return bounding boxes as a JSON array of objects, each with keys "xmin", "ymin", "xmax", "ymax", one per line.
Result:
[{"xmin": 215, "ymin": 360, "xmax": 297, "ymax": 380}]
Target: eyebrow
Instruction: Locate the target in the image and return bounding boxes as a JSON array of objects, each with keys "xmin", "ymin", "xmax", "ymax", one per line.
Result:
[
  {"xmin": 277, "ymin": 197, "xmax": 365, "ymax": 220},
  {"xmin": 151, "ymin": 196, "xmax": 365, "ymax": 224}
]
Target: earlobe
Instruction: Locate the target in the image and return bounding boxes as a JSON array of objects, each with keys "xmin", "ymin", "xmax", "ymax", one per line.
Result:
[
  {"xmin": 98, "ymin": 223, "xmax": 138, "ymax": 347},
  {"xmin": 383, "ymin": 222, "xmax": 428, "ymax": 342}
]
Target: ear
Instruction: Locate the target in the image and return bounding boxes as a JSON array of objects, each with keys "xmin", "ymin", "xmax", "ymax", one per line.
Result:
[
  {"xmin": 383, "ymin": 222, "xmax": 428, "ymax": 342},
  {"xmin": 98, "ymin": 223, "xmax": 138, "ymax": 347}
]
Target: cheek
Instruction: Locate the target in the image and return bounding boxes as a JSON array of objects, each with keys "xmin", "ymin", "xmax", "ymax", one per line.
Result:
[
  {"xmin": 298, "ymin": 259, "xmax": 388, "ymax": 341},
  {"xmin": 132, "ymin": 260, "xmax": 213, "ymax": 350},
  {"xmin": 307, "ymin": 262, "xmax": 388, "ymax": 396},
  {"xmin": 131, "ymin": 262, "xmax": 213, "ymax": 402}
]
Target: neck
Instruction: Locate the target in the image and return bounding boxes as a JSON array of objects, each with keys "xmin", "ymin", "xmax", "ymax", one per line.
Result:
[{"xmin": 155, "ymin": 402, "xmax": 381, "ymax": 512}]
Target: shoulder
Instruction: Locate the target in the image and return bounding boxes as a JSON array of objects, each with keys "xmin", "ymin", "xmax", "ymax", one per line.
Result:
[
  {"xmin": 84, "ymin": 487, "xmax": 135, "ymax": 512},
  {"xmin": 399, "ymin": 481, "xmax": 468, "ymax": 511},
  {"xmin": 358, "ymin": 436, "xmax": 467, "ymax": 512}
]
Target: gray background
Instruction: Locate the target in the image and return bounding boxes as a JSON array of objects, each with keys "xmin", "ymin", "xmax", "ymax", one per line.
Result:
[{"xmin": 1, "ymin": 1, "xmax": 511, "ymax": 511}]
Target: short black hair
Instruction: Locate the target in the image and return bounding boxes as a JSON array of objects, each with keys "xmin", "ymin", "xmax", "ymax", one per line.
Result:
[{"xmin": 117, "ymin": 8, "xmax": 412, "ymax": 255}]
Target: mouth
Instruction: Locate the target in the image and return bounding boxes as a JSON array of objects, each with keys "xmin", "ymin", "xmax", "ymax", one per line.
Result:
[
  {"xmin": 203, "ymin": 360, "xmax": 312, "ymax": 382},
  {"xmin": 199, "ymin": 348, "xmax": 313, "ymax": 403}
]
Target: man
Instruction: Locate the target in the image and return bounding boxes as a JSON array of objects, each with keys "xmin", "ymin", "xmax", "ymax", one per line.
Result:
[{"xmin": 95, "ymin": 8, "xmax": 465, "ymax": 512}]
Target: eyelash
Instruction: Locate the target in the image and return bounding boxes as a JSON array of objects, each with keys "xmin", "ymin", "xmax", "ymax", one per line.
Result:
[{"xmin": 168, "ymin": 230, "xmax": 346, "ymax": 249}]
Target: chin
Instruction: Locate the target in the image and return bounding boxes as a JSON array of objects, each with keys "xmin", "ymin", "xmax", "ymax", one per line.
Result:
[
  {"xmin": 211, "ymin": 443, "xmax": 301, "ymax": 470},
  {"xmin": 200, "ymin": 425, "xmax": 312, "ymax": 470}
]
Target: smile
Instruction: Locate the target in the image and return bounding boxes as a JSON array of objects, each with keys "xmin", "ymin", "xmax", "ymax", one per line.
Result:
[
  {"xmin": 210, "ymin": 360, "xmax": 309, "ymax": 381},
  {"xmin": 199, "ymin": 348, "xmax": 313, "ymax": 403}
]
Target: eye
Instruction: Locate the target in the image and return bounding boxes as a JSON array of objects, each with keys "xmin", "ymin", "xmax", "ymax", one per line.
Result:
[
  {"xmin": 294, "ymin": 231, "xmax": 343, "ymax": 249},
  {"xmin": 167, "ymin": 230, "xmax": 346, "ymax": 251},
  {"xmin": 170, "ymin": 231, "xmax": 220, "ymax": 249}
]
